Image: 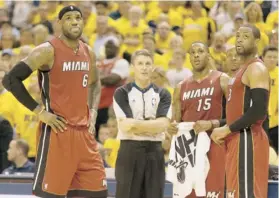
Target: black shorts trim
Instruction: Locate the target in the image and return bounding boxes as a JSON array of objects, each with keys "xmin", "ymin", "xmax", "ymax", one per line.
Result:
[
  {"xmin": 32, "ymin": 123, "xmax": 52, "ymax": 196},
  {"xmin": 239, "ymin": 128, "xmax": 254, "ymax": 198},
  {"xmin": 67, "ymin": 189, "xmax": 107, "ymax": 198},
  {"xmin": 33, "ymin": 190, "xmax": 65, "ymax": 198}
]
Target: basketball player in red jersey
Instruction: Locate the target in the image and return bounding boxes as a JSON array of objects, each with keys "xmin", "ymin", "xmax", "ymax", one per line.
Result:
[
  {"xmin": 211, "ymin": 24, "xmax": 270, "ymax": 198},
  {"xmin": 169, "ymin": 42, "xmax": 230, "ymax": 198},
  {"xmin": 2, "ymin": 6, "xmax": 107, "ymax": 198}
]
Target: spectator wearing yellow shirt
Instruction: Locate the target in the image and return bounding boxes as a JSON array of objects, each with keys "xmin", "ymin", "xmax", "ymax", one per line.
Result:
[
  {"xmin": 103, "ymin": 118, "xmax": 120, "ymax": 168},
  {"xmin": 118, "ymin": 6, "xmax": 147, "ymax": 55},
  {"xmin": 0, "ymin": 69, "xmax": 19, "ymax": 127},
  {"xmin": 151, "ymin": 67, "xmax": 174, "ymax": 97},
  {"xmin": 262, "ymin": 46, "xmax": 278, "ymax": 153},
  {"xmin": 28, "ymin": 2, "xmax": 63, "ymax": 25},
  {"xmin": 155, "ymin": 22, "xmax": 176, "ymax": 53},
  {"xmin": 15, "ymin": 75, "xmax": 40, "ymax": 160},
  {"xmin": 78, "ymin": 1, "xmax": 96, "ymax": 39},
  {"xmin": 162, "ymin": 35, "xmax": 192, "ymax": 70},
  {"xmin": 89, "ymin": 16, "xmax": 110, "ymax": 59},
  {"xmin": 244, "ymin": 2, "xmax": 272, "ymax": 34},
  {"xmin": 269, "ymin": 30, "xmax": 278, "ymax": 47},
  {"xmin": 13, "ymin": 28, "xmax": 35, "ymax": 55},
  {"xmin": 209, "ymin": 32, "xmax": 227, "ymax": 71},
  {"xmin": 32, "ymin": 24, "xmax": 50, "ymax": 46},
  {"xmin": 146, "ymin": 2, "xmax": 183, "ymax": 28},
  {"xmin": 183, "ymin": 1, "xmax": 216, "ymax": 51},
  {"xmin": 143, "ymin": 35, "xmax": 166, "ymax": 70},
  {"xmin": 109, "ymin": 1, "xmax": 131, "ymax": 20},
  {"xmin": 266, "ymin": 10, "xmax": 278, "ymax": 30}
]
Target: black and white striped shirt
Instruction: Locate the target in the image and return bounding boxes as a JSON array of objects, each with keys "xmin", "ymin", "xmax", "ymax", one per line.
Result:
[{"xmin": 113, "ymin": 82, "xmax": 172, "ymax": 141}]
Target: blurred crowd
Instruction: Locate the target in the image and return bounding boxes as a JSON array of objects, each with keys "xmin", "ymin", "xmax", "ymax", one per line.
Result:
[{"xmin": 0, "ymin": 1, "xmax": 278, "ymax": 174}]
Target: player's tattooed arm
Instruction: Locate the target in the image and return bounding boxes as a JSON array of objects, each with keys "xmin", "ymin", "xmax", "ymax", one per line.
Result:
[
  {"xmin": 87, "ymin": 46, "xmax": 101, "ymax": 111},
  {"xmin": 87, "ymin": 45, "xmax": 101, "ymax": 133},
  {"xmin": 22, "ymin": 42, "xmax": 54, "ymax": 71}
]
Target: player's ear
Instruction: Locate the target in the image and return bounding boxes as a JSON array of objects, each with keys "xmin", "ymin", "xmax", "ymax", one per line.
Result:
[{"xmin": 255, "ymin": 38, "xmax": 260, "ymax": 47}]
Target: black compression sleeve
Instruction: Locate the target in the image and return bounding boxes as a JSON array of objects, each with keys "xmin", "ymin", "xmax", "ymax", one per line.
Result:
[
  {"xmin": 229, "ymin": 88, "xmax": 269, "ymax": 132},
  {"xmin": 2, "ymin": 61, "xmax": 39, "ymax": 111},
  {"xmin": 219, "ymin": 119, "xmax": 226, "ymax": 127}
]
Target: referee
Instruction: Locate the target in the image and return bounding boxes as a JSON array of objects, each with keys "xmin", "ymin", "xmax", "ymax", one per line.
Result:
[{"xmin": 113, "ymin": 49, "xmax": 172, "ymax": 198}]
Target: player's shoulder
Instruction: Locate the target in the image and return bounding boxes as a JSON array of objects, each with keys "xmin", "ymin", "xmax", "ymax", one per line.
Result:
[
  {"xmin": 32, "ymin": 42, "xmax": 54, "ymax": 56},
  {"xmin": 247, "ymin": 60, "xmax": 268, "ymax": 76},
  {"xmin": 81, "ymin": 41, "xmax": 96, "ymax": 60}
]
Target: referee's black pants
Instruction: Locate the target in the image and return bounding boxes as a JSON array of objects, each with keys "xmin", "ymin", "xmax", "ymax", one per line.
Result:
[{"xmin": 115, "ymin": 140, "xmax": 165, "ymax": 198}]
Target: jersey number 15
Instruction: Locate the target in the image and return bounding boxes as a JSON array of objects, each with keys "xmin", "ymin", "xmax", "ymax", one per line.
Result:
[{"xmin": 197, "ymin": 98, "xmax": 211, "ymax": 111}]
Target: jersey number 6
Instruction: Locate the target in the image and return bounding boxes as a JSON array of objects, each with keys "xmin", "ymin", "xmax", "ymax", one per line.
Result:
[{"xmin": 82, "ymin": 74, "xmax": 88, "ymax": 87}]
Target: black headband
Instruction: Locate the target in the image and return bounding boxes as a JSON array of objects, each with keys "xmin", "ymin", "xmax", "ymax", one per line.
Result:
[{"xmin": 58, "ymin": 5, "xmax": 82, "ymax": 20}]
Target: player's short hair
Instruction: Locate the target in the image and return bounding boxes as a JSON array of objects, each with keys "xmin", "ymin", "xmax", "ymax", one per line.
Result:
[
  {"xmin": 262, "ymin": 46, "xmax": 278, "ymax": 57},
  {"xmin": 240, "ymin": 24, "xmax": 261, "ymax": 40},
  {"xmin": 190, "ymin": 41, "xmax": 209, "ymax": 52},
  {"xmin": 15, "ymin": 139, "xmax": 29, "ymax": 157},
  {"xmin": 131, "ymin": 49, "xmax": 153, "ymax": 64}
]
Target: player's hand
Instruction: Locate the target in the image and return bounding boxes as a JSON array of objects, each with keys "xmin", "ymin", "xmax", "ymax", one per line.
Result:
[
  {"xmin": 88, "ymin": 109, "xmax": 97, "ymax": 135},
  {"xmin": 38, "ymin": 110, "xmax": 67, "ymax": 133},
  {"xmin": 193, "ymin": 120, "xmax": 212, "ymax": 134},
  {"xmin": 168, "ymin": 121, "xmax": 178, "ymax": 135},
  {"xmin": 210, "ymin": 126, "xmax": 231, "ymax": 145}
]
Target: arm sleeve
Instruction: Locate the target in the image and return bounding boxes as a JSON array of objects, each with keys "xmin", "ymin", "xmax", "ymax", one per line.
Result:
[
  {"xmin": 156, "ymin": 88, "xmax": 172, "ymax": 119},
  {"xmin": 111, "ymin": 59, "xmax": 130, "ymax": 79},
  {"xmin": 113, "ymin": 87, "xmax": 133, "ymax": 119},
  {"xmin": 229, "ymin": 88, "xmax": 269, "ymax": 132},
  {"xmin": 2, "ymin": 61, "xmax": 39, "ymax": 111}
]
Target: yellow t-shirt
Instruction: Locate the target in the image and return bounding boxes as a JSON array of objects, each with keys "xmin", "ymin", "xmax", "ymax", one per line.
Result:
[
  {"xmin": 146, "ymin": 7, "xmax": 183, "ymax": 27},
  {"xmin": 15, "ymin": 104, "xmax": 39, "ymax": 158},
  {"xmin": 0, "ymin": 90, "xmax": 19, "ymax": 127},
  {"xmin": 209, "ymin": 47, "xmax": 226, "ymax": 68},
  {"xmin": 103, "ymin": 138, "xmax": 120, "ymax": 168},
  {"xmin": 269, "ymin": 67, "xmax": 278, "ymax": 128},
  {"xmin": 227, "ymin": 32, "xmax": 269, "ymax": 56},
  {"xmin": 155, "ymin": 31, "xmax": 176, "ymax": 53},
  {"xmin": 32, "ymin": 4, "xmax": 63, "ymax": 24},
  {"xmin": 266, "ymin": 10, "xmax": 279, "ymax": 30},
  {"xmin": 162, "ymin": 51, "xmax": 193, "ymax": 71},
  {"xmin": 269, "ymin": 147, "xmax": 278, "ymax": 166},
  {"xmin": 13, "ymin": 44, "xmax": 35, "ymax": 55},
  {"xmin": 183, "ymin": 17, "xmax": 216, "ymax": 51},
  {"xmin": 176, "ymin": 7, "xmax": 207, "ymax": 19}
]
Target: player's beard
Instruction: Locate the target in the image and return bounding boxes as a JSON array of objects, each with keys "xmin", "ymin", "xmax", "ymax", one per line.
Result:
[{"xmin": 62, "ymin": 28, "xmax": 82, "ymax": 40}]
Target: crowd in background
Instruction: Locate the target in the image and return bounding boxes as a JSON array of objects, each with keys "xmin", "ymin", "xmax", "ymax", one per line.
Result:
[{"xmin": 0, "ymin": 0, "xmax": 278, "ymax": 174}]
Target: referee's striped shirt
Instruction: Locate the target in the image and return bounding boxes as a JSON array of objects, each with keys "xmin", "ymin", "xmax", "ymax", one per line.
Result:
[{"xmin": 113, "ymin": 82, "xmax": 172, "ymax": 141}]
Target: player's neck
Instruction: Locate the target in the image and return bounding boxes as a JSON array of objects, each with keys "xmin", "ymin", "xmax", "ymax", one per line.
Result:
[
  {"xmin": 59, "ymin": 35, "xmax": 79, "ymax": 51},
  {"xmin": 14, "ymin": 156, "xmax": 28, "ymax": 168},
  {"xmin": 192, "ymin": 67, "xmax": 211, "ymax": 81},
  {"xmin": 241, "ymin": 52, "xmax": 258, "ymax": 63},
  {"xmin": 135, "ymin": 78, "xmax": 151, "ymax": 90}
]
